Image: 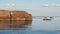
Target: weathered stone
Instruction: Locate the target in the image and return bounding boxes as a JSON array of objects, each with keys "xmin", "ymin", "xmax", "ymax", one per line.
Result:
[
  {"xmin": 0, "ymin": 10, "xmax": 10, "ymax": 20},
  {"xmin": 11, "ymin": 11, "xmax": 32, "ymax": 20},
  {"xmin": 0, "ymin": 10, "xmax": 32, "ymax": 20},
  {"xmin": 0, "ymin": 10, "xmax": 32, "ymax": 30}
]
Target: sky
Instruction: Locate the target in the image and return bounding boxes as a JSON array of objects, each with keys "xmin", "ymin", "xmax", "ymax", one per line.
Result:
[{"xmin": 0, "ymin": 0, "xmax": 60, "ymax": 16}]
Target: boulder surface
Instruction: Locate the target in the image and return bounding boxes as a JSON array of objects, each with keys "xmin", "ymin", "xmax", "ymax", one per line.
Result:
[
  {"xmin": 0, "ymin": 10, "xmax": 32, "ymax": 30},
  {"xmin": 0, "ymin": 10, "xmax": 32, "ymax": 20}
]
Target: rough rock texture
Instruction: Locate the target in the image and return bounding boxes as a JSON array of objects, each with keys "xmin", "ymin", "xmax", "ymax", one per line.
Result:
[
  {"xmin": 0, "ymin": 10, "xmax": 10, "ymax": 20},
  {"xmin": 0, "ymin": 10, "xmax": 32, "ymax": 30},
  {"xmin": 11, "ymin": 11, "xmax": 32, "ymax": 20},
  {"xmin": 0, "ymin": 10, "xmax": 32, "ymax": 20}
]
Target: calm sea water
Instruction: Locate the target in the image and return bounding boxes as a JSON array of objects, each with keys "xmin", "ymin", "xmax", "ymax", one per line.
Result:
[{"xmin": 0, "ymin": 17, "xmax": 60, "ymax": 34}]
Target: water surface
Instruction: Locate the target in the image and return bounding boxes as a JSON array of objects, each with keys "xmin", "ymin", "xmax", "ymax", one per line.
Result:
[{"xmin": 0, "ymin": 17, "xmax": 60, "ymax": 34}]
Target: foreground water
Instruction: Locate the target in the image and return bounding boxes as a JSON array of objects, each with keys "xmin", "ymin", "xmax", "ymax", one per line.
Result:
[{"xmin": 0, "ymin": 18, "xmax": 60, "ymax": 34}]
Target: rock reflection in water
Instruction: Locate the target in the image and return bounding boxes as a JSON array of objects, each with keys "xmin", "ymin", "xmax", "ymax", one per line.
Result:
[{"xmin": 0, "ymin": 20, "xmax": 32, "ymax": 30}]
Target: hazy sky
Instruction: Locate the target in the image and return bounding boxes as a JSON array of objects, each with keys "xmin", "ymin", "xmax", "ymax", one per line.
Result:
[{"xmin": 0, "ymin": 0, "xmax": 60, "ymax": 16}]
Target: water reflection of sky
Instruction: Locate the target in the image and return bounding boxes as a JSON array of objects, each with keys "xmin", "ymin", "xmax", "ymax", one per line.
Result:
[
  {"xmin": 0, "ymin": 18, "xmax": 60, "ymax": 34},
  {"xmin": 0, "ymin": 18, "xmax": 60, "ymax": 30},
  {"xmin": 32, "ymin": 18, "xmax": 60, "ymax": 30}
]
